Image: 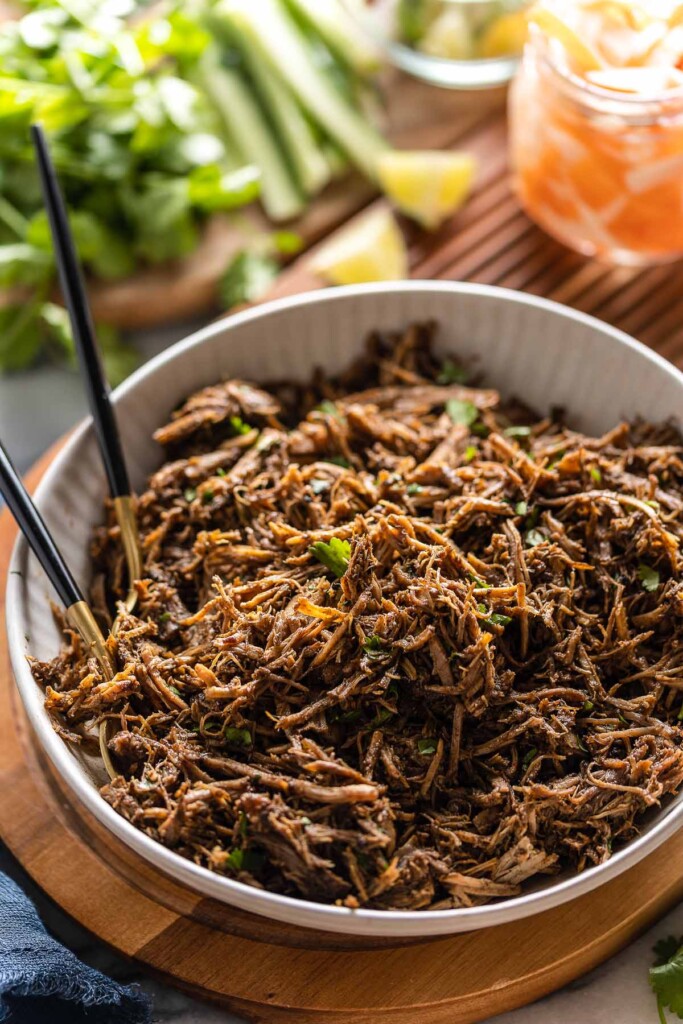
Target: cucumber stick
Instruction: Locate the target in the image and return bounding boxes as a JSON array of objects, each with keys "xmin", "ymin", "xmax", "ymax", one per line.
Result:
[
  {"xmin": 231, "ymin": 30, "xmax": 331, "ymax": 197},
  {"xmin": 196, "ymin": 53, "xmax": 305, "ymax": 222},
  {"xmin": 214, "ymin": 0, "xmax": 388, "ymax": 182},
  {"xmin": 284, "ymin": 0, "xmax": 382, "ymax": 74}
]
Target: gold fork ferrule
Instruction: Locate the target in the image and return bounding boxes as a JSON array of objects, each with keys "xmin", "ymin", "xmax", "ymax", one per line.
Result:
[
  {"xmin": 66, "ymin": 600, "xmax": 115, "ymax": 678},
  {"xmin": 112, "ymin": 494, "xmax": 142, "ymax": 614}
]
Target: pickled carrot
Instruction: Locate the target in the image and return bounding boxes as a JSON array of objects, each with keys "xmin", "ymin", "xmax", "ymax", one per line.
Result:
[{"xmin": 511, "ymin": 0, "xmax": 683, "ymax": 262}]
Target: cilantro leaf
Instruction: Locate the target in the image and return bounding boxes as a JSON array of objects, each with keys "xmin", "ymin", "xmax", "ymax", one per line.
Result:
[
  {"xmin": 437, "ymin": 357, "xmax": 468, "ymax": 385},
  {"xmin": 229, "ymin": 415, "xmax": 252, "ymax": 436},
  {"xmin": 310, "ymin": 537, "xmax": 351, "ymax": 577},
  {"xmin": 515, "ymin": 500, "xmax": 528, "ymax": 515},
  {"xmin": 362, "ymin": 634, "xmax": 384, "ymax": 657},
  {"xmin": 638, "ymin": 563, "xmax": 660, "ymax": 592},
  {"xmin": 483, "ymin": 612, "xmax": 512, "ymax": 628},
  {"xmin": 406, "ymin": 482, "xmax": 423, "ymax": 495},
  {"xmin": 525, "ymin": 528, "xmax": 545, "ymax": 548},
  {"xmin": 417, "ymin": 737, "xmax": 437, "ymax": 756},
  {"xmin": 224, "ymin": 726, "xmax": 252, "ymax": 747},
  {"xmin": 650, "ymin": 941, "xmax": 683, "ymax": 1023},
  {"xmin": 504, "ymin": 425, "xmax": 531, "ymax": 438},
  {"xmin": 446, "ymin": 398, "xmax": 478, "ymax": 427},
  {"xmin": 219, "ymin": 250, "xmax": 280, "ymax": 310},
  {"xmin": 317, "ymin": 399, "xmax": 342, "ymax": 419}
]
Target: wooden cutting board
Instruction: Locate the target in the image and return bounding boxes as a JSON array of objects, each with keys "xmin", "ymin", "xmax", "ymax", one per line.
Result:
[{"xmin": 1, "ymin": 452, "xmax": 683, "ymax": 1023}]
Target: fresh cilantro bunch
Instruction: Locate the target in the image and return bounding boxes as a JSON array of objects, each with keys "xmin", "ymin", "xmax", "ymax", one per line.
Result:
[{"xmin": 0, "ymin": 0, "xmax": 260, "ymax": 378}]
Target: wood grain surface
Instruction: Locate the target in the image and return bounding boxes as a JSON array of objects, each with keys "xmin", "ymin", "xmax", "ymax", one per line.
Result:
[
  {"xmin": 266, "ymin": 114, "xmax": 683, "ymax": 366},
  {"xmin": 2, "ymin": 451, "xmax": 683, "ymax": 1022}
]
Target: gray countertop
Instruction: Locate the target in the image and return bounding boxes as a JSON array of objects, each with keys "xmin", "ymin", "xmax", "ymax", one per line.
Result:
[{"xmin": 0, "ymin": 326, "xmax": 674, "ymax": 1024}]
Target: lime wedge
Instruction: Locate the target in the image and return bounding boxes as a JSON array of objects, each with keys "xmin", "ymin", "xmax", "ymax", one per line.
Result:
[
  {"xmin": 310, "ymin": 206, "xmax": 408, "ymax": 285},
  {"xmin": 377, "ymin": 150, "xmax": 477, "ymax": 230}
]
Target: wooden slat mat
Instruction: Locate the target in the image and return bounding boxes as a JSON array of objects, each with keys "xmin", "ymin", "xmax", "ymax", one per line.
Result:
[{"xmin": 270, "ymin": 112, "xmax": 683, "ymax": 368}]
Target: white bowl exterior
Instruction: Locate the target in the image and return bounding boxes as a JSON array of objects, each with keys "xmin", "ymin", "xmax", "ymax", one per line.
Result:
[{"xmin": 7, "ymin": 282, "xmax": 683, "ymax": 937}]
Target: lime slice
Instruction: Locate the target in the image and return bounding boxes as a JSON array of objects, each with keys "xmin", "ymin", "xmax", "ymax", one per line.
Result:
[
  {"xmin": 377, "ymin": 150, "xmax": 477, "ymax": 230},
  {"xmin": 479, "ymin": 10, "xmax": 529, "ymax": 58},
  {"xmin": 417, "ymin": 7, "xmax": 475, "ymax": 60},
  {"xmin": 528, "ymin": 6, "xmax": 605, "ymax": 71},
  {"xmin": 309, "ymin": 206, "xmax": 408, "ymax": 285}
]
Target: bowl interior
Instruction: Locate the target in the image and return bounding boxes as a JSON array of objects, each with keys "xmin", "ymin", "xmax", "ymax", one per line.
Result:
[{"xmin": 8, "ymin": 282, "xmax": 683, "ymax": 936}]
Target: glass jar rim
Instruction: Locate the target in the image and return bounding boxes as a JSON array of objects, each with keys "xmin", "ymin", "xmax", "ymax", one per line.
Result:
[{"xmin": 530, "ymin": 30, "xmax": 683, "ymax": 116}]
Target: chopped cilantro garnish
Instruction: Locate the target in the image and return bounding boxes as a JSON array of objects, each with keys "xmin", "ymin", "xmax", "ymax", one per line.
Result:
[
  {"xmin": 522, "ymin": 747, "xmax": 538, "ymax": 768},
  {"xmin": 362, "ymin": 634, "xmax": 384, "ymax": 657},
  {"xmin": 446, "ymin": 398, "xmax": 478, "ymax": 427},
  {"xmin": 583, "ymin": 699, "xmax": 594, "ymax": 712},
  {"xmin": 437, "ymin": 357, "xmax": 468, "ymax": 385},
  {"xmin": 472, "ymin": 421, "xmax": 489, "ymax": 437},
  {"xmin": 224, "ymin": 726, "xmax": 252, "ymax": 747},
  {"xmin": 326, "ymin": 455, "xmax": 350, "ymax": 468},
  {"xmin": 229, "ymin": 415, "xmax": 251, "ymax": 436},
  {"xmin": 525, "ymin": 528, "xmax": 545, "ymax": 548},
  {"xmin": 216, "ymin": 467, "xmax": 227, "ymax": 478},
  {"xmin": 317, "ymin": 399, "xmax": 342, "ymax": 419},
  {"xmin": 201, "ymin": 489, "xmax": 214, "ymax": 505},
  {"xmin": 372, "ymin": 707, "xmax": 393, "ymax": 727},
  {"xmin": 483, "ymin": 612, "xmax": 512, "ymax": 628},
  {"xmin": 467, "ymin": 572, "xmax": 488, "ymax": 588},
  {"xmin": 464, "ymin": 445, "xmax": 477, "ymax": 463},
  {"xmin": 515, "ymin": 500, "xmax": 528, "ymax": 515},
  {"xmin": 159, "ymin": 612, "xmax": 171, "ymax": 623},
  {"xmin": 225, "ymin": 848, "xmax": 264, "ymax": 873},
  {"xmin": 505, "ymin": 425, "xmax": 531, "ymax": 438},
  {"xmin": 417, "ymin": 738, "xmax": 437, "ymax": 756},
  {"xmin": 589, "ymin": 465, "xmax": 602, "ymax": 484},
  {"xmin": 407, "ymin": 483, "xmax": 423, "ymax": 495},
  {"xmin": 310, "ymin": 537, "xmax": 351, "ymax": 577},
  {"xmin": 638, "ymin": 563, "xmax": 660, "ymax": 592},
  {"xmin": 184, "ymin": 487, "xmax": 196, "ymax": 503}
]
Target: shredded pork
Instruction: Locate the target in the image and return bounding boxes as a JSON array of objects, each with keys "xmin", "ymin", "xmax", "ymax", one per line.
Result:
[{"xmin": 33, "ymin": 322, "xmax": 683, "ymax": 910}]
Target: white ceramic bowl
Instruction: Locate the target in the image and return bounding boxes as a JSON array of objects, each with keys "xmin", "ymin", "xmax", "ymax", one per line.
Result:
[{"xmin": 7, "ymin": 282, "xmax": 683, "ymax": 938}]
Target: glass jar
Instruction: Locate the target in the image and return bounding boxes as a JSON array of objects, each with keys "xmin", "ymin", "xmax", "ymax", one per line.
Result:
[
  {"xmin": 344, "ymin": 0, "xmax": 530, "ymax": 90},
  {"xmin": 509, "ymin": 33, "xmax": 683, "ymax": 266}
]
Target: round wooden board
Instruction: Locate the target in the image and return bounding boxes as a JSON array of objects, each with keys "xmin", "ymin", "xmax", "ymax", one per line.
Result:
[{"xmin": 2, "ymin": 450, "xmax": 683, "ymax": 1024}]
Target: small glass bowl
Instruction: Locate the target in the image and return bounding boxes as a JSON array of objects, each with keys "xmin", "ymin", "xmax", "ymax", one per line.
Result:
[{"xmin": 344, "ymin": 0, "xmax": 529, "ymax": 90}]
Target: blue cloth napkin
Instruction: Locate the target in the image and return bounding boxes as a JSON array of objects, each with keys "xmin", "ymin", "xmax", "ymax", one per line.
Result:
[{"xmin": 0, "ymin": 871, "xmax": 152, "ymax": 1023}]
